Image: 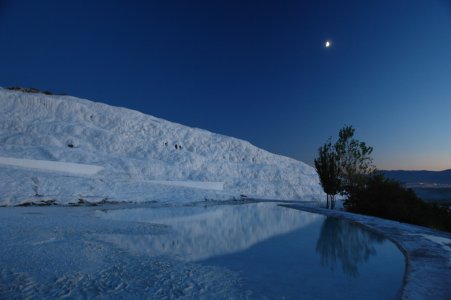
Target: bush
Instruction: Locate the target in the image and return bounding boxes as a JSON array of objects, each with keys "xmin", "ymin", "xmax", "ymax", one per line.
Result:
[
  {"xmin": 345, "ymin": 175, "xmax": 451, "ymax": 233},
  {"xmin": 5, "ymin": 86, "xmax": 65, "ymax": 95},
  {"xmin": 314, "ymin": 125, "xmax": 375, "ymax": 208}
]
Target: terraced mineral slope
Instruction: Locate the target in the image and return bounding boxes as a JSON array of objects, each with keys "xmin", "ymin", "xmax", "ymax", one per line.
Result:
[{"xmin": 0, "ymin": 88, "xmax": 323, "ymax": 205}]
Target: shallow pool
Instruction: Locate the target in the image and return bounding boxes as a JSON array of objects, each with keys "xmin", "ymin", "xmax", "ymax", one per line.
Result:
[{"xmin": 96, "ymin": 202, "xmax": 405, "ymax": 299}]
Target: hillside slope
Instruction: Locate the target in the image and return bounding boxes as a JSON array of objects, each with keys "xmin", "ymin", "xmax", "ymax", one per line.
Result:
[
  {"xmin": 0, "ymin": 88, "xmax": 323, "ymax": 205},
  {"xmin": 383, "ymin": 169, "xmax": 451, "ymax": 185}
]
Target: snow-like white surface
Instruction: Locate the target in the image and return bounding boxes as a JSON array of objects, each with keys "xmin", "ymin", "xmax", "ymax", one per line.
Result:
[
  {"xmin": 148, "ymin": 180, "xmax": 223, "ymax": 191},
  {"xmin": 0, "ymin": 202, "xmax": 405, "ymax": 299},
  {"xmin": 0, "ymin": 88, "xmax": 323, "ymax": 205},
  {"xmin": 0, "ymin": 156, "xmax": 103, "ymax": 176},
  {"xmin": 0, "ymin": 204, "xmax": 247, "ymax": 299},
  {"xmin": 419, "ymin": 234, "xmax": 451, "ymax": 265}
]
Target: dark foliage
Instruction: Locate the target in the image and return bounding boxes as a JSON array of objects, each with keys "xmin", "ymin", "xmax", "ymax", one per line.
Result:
[
  {"xmin": 316, "ymin": 125, "xmax": 451, "ymax": 232},
  {"xmin": 314, "ymin": 140, "xmax": 341, "ymax": 208},
  {"xmin": 314, "ymin": 125, "xmax": 375, "ymax": 208},
  {"xmin": 6, "ymin": 86, "xmax": 52, "ymax": 94},
  {"xmin": 346, "ymin": 175, "xmax": 451, "ymax": 233},
  {"xmin": 334, "ymin": 125, "xmax": 375, "ymax": 197},
  {"xmin": 5, "ymin": 86, "xmax": 66, "ymax": 95}
]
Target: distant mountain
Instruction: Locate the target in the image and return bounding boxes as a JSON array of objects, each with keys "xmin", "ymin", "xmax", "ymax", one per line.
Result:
[
  {"xmin": 0, "ymin": 88, "xmax": 323, "ymax": 205},
  {"xmin": 383, "ymin": 169, "xmax": 451, "ymax": 185}
]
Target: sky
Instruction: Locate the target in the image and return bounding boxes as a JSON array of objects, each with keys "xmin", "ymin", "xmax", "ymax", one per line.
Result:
[{"xmin": 1, "ymin": 0, "xmax": 451, "ymax": 170}]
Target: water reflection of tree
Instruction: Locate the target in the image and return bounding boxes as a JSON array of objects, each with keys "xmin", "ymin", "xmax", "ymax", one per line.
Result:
[{"xmin": 316, "ymin": 218, "xmax": 384, "ymax": 277}]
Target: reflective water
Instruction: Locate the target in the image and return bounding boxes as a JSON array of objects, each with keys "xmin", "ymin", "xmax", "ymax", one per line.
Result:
[{"xmin": 97, "ymin": 202, "xmax": 405, "ymax": 299}]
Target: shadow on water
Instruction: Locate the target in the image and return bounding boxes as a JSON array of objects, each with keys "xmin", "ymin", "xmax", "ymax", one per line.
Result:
[{"xmin": 316, "ymin": 218, "xmax": 384, "ymax": 277}]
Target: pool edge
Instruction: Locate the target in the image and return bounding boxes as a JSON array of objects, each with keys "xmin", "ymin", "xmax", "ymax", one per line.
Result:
[{"xmin": 280, "ymin": 204, "xmax": 451, "ymax": 300}]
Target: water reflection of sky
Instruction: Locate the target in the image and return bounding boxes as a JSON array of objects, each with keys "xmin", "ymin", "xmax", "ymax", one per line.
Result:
[
  {"xmin": 95, "ymin": 203, "xmax": 405, "ymax": 299},
  {"xmin": 94, "ymin": 202, "xmax": 322, "ymax": 261}
]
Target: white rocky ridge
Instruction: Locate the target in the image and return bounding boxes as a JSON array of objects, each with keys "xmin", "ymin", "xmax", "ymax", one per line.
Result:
[{"xmin": 0, "ymin": 88, "xmax": 323, "ymax": 205}]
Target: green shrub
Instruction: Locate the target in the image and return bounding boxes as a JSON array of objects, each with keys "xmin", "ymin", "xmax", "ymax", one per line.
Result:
[
  {"xmin": 345, "ymin": 175, "xmax": 451, "ymax": 233},
  {"xmin": 6, "ymin": 87, "xmax": 56, "ymax": 95}
]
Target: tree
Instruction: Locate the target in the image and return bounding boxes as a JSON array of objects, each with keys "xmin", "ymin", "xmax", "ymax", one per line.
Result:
[
  {"xmin": 334, "ymin": 125, "xmax": 375, "ymax": 197},
  {"xmin": 314, "ymin": 139, "xmax": 341, "ymax": 208},
  {"xmin": 314, "ymin": 125, "xmax": 375, "ymax": 208},
  {"xmin": 315, "ymin": 126, "xmax": 451, "ymax": 233}
]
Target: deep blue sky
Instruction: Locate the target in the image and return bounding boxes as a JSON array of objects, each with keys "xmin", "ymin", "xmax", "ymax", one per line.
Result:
[{"xmin": 1, "ymin": 0, "xmax": 451, "ymax": 170}]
